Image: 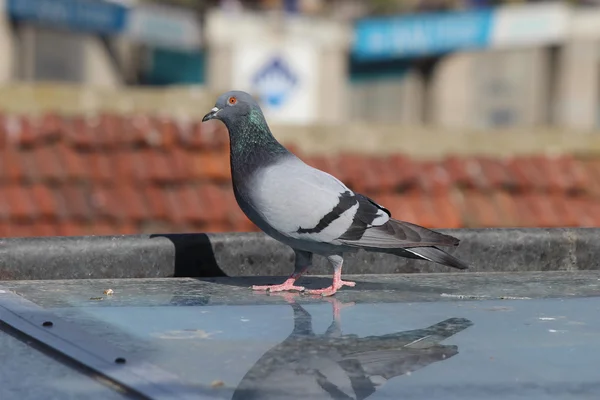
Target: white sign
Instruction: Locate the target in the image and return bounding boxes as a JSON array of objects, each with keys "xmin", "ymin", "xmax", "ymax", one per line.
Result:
[
  {"xmin": 490, "ymin": 3, "xmax": 570, "ymax": 48},
  {"xmin": 231, "ymin": 41, "xmax": 318, "ymax": 125}
]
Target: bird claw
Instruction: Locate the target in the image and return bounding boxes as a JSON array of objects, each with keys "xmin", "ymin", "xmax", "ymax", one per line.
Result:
[{"xmin": 304, "ymin": 280, "xmax": 356, "ymax": 297}]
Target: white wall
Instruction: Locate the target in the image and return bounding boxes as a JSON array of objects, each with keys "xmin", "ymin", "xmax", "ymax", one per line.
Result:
[
  {"xmin": 0, "ymin": 0, "xmax": 16, "ymax": 83},
  {"xmin": 84, "ymin": 36, "xmax": 122, "ymax": 88}
]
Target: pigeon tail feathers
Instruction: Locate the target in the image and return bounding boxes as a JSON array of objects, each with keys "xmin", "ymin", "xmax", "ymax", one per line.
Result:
[
  {"xmin": 339, "ymin": 218, "xmax": 460, "ymax": 249},
  {"xmin": 402, "ymin": 246, "xmax": 469, "ymax": 270}
]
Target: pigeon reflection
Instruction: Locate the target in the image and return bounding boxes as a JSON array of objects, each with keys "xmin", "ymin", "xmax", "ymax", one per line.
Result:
[{"xmin": 232, "ymin": 294, "xmax": 473, "ymax": 400}]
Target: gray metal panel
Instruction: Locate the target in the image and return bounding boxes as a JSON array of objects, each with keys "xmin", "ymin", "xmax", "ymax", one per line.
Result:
[
  {"xmin": 0, "ymin": 287, "xmax": 222, "ymax": 400},
  {"xmin": 0, "ymin": 328, "xmax": 131, "ymax": 400}
]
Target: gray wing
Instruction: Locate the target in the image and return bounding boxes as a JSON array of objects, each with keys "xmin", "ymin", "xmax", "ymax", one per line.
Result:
[
  {"xmin": 247, "ymin": 156, "xmax": 461, "ymax": 250},
  {"xmin": 247, "ymin": 157, "xmax": 390, "ymax": 244}
]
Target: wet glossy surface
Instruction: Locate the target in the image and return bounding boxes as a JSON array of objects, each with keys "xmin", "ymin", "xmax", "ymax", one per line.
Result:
[{"xmin": 3, "ymin": 271, "xmax": 600, "ymax": 399}]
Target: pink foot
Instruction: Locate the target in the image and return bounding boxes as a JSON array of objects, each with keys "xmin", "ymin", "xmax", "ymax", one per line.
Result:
[
  {"xmin": 305, "ymin": 280, "xmax": 356, "ymax": 297},
  {"xmin": 252, "ymin": 277, "xmax": 305, "ymax": 293}
]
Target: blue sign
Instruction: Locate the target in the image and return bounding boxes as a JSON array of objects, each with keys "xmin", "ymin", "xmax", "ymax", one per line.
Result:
[
  {"xmin": 353, "ymin": 10, "xmax": 494, "ymax": 60},
  {"xmin": 7, "ymin": 0, "xmax": 127, "ymax": 35},
  {"xmin": 252, "ymin": 56, "xmax": 298, "ymax": 109}
]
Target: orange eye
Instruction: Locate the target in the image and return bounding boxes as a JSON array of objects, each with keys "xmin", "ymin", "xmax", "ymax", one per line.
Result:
[{"xmin": 228, "ymin": 96, "xmax": 237, "ymax": 105}]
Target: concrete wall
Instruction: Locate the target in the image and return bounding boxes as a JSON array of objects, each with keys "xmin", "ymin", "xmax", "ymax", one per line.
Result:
[
  {"xmin": 0, "ymin": 0, "xmax": 15, "ymax": 83},
  {"xmin": 430, "ymin": 48, "xmax": 552, "ymax": 129},
  {"xmin": 555, "ymin": 40, "xmax": 600, "ymax": 131},
  {"xmin": 348, "ymin": 72, "xmax": 424, "ymax": 124},
  {"xmin": 83, "ymin": 36, "xmax": 122, "ymax": 88}
]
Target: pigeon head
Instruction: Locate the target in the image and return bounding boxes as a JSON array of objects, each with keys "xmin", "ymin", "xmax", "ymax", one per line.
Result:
[
  {"xmin": 202, "ymin": 90, "xmax": 262, "ymax": 128},
  {"xmin": 202, "ymin": 90, "xmax": 288, "ymax": 164}
]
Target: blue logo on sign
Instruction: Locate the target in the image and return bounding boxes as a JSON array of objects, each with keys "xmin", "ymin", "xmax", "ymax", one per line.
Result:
[{"xmin": 252, "ymin": 56, "xmax": 298, "ymax": 108}]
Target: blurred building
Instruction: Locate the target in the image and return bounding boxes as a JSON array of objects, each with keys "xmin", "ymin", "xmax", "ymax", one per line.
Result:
[
  {"xmin": 2, "ymin": 0, "xmax": 600, "ymax": 130},
  {"xmin": 0, "ymin": 0, "xmax": 203, "ymax": 87}
]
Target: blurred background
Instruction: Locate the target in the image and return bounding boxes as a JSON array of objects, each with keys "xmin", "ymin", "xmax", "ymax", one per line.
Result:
[{"xmin": 0, "ymin": 0, "xmax": 599, "ymax": 238}]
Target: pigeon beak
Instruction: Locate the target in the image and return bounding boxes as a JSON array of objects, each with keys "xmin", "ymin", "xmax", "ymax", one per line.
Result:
[{"xmin": 202, "ymin": 107, "xmax": 220, "ymax": 122}]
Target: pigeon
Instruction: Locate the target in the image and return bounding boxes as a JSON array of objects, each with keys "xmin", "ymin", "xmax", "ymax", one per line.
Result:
[
  {"xmin": 232, "ymin": 295, "xmax": 473, "ymax": 399},
  {"xmin": 202, "ymin": 90, "xmax": 470, "ymax": 296}
]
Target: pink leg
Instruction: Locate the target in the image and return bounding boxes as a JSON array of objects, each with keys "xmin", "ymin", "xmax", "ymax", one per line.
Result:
[
  {"xmin": 313, "ymin": 297, "xmax": 355, "ymax": 318},
  {"xmin": 252, "ymin": 273, "xmax": 305, "ymax": 292},
  {"xmin": 305, "ymin": 256, "xmax": 355, "ymax": 297}
]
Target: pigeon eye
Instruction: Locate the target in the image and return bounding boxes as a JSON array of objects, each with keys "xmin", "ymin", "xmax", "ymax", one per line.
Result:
[{"xmin": 228, "ymin": 96, "xmax": 237, "ymax": 105}]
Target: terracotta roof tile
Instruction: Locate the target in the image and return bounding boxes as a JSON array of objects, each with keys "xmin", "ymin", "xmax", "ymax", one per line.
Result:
[
  {"xmin": 154, "ymin": 117, "xmax": 179, "ymax": 149},
  {"xmin": 32, "ymin": 146, "xmax": 64, "ymax": 182},
  {"xmin": 477, "ymin": 157, "xmax": 514, "ymax": 190},
  {"xmin": 416, "ymin": 161, "xmax": 452, "ymax": 194},
  {"xmin": 337, "ymin": 154, "xmax": 370, "ymax": 193},
  {"xmin": 87, "ymin": 152, "xmax": 115, "ymax": 184},
  {"xmin": 5, "ymin": 184, "xmax": 37, "ymax": 221},
  {"xmin": 114, "ymin": 150, "xmax": 146, "ymax": 182},
  {"xmin": 443, "ymin": 156, "xmax": 471, "ymax": 188},
  {"xmin": 548, "ymin": 194, "xmax": 580, "ymax": 227},
  {"xmin": 460, "ymin": 191, "xmax": 501, "ymax": 228},
  {"xmin": 64, "ymin": 116, "xmax": 95, "ymax": 149},
  {"xmin": 92, "ymin": 221, "xmax": 121, "ymax": 236},
  {"xmin": 56, "ymin": 221, "xmax": 88, "ymax": 237},
  {"xmin": 142, "ymin": 149, "xmax": 174, "ymax": 183},
  {"xmin": 31, "ymin": 221, "xmax": 58, "ymax": 237},
  {"xmin": 61, "ymin": 184, "xmax": 92, "ymax": 221},
  {"xmin": 0, "ymin": 147, "xmax": 26, "ymax": 182},
  {"xmin": 524, "ymin": 193, "xmax": 558, "ymax": 227},
  {"xmin": 56, "ymin": 142, "xmax": 88, "ymax": 181},
  {"xmin": 406, "ymin": 192, "xmax": 437, "ymax": 228},
  {"xmin": 430, "ymin": 191, "xmax": 462, "ymax": 229},
  {"xmin": 190, "ymin": 152, "xmax": 230, "ymax": 181},
  {"xmin": 508, "ymin": 157, "xmax": 545, "ymax": 192},
  {"xmin": 143, "ymin": 186, "xmax": 170, "ymax": 221},
  {"xmin": 559, "ymin": 156, "xmax": 589, "ymax": 193},
  {"xmin": 7, "ymin": 222, "xmax": 40, "ymax": 238},
  {"xmin": 97, "ymin": 114, "xmax": 124, "ymax": 148},
  {"xmin": 167, "ymin": 146, "xmax": 192, "ymax": 182},
  {"xmin": 2, "ymin": 112, "xmax": 600, "ymax": 238},
  {"xmin": 122, "ymin": 114, "xmax": 153, "ymax": 147},
  {"xmin": 569, "ymin": 197, "xmax": 597, "ymax": 226},
  {"xmin": 491, "ymin": 191, "xmax": 520, "ymax": 227},
  {"xmin": 30, "ymin": 183, "xmax": 60, "ymax": 220},
  {"xmin": 39, "ymin": 113, "xmax": 63, "ymax": 142},
  {"xmin": 0, "ymin": 221, "xmax": 8, "ymax": 237},
  {"xmin": 116, "ymin": 222, "xmax": 138, "ymax": 235},
  {"xmin": 387, "ymin": 154, "xmax": 417, "ymax": 188},
  {"xmin": 173, "ymin": 185, "xmax": 206, "ymax": 223},
  {"xmin": 117, "ymin": 184, "xmax": 151, "ymax": 222},
  {"xmin": 197, "ymin": 184, "xmax": 228, "ymax": 223},
  {"xmin": 11, "ymin": 116, "xmax": 36, "ymax": 148}
]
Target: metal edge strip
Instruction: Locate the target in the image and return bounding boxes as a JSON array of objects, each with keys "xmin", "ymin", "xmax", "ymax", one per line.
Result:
[{"xmin": 0, "ymin": 286, "xmax": 220, "ymax": 400}]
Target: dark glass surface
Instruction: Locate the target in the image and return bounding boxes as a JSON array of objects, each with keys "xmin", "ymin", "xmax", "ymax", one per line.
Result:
[{"xmin": 4, "ymin": 273, "xmax": 600, "ymax": 399}]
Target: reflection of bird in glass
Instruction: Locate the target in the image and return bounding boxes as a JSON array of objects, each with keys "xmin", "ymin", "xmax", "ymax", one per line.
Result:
[{"xmin": 232, "ymin": 294, "xmax": 473, "ymax": 400}]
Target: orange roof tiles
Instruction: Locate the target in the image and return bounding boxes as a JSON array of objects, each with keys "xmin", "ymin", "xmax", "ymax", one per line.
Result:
[{"xmin": 0, "ymin": 112, "xmax": 599, "ymax": 238}]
